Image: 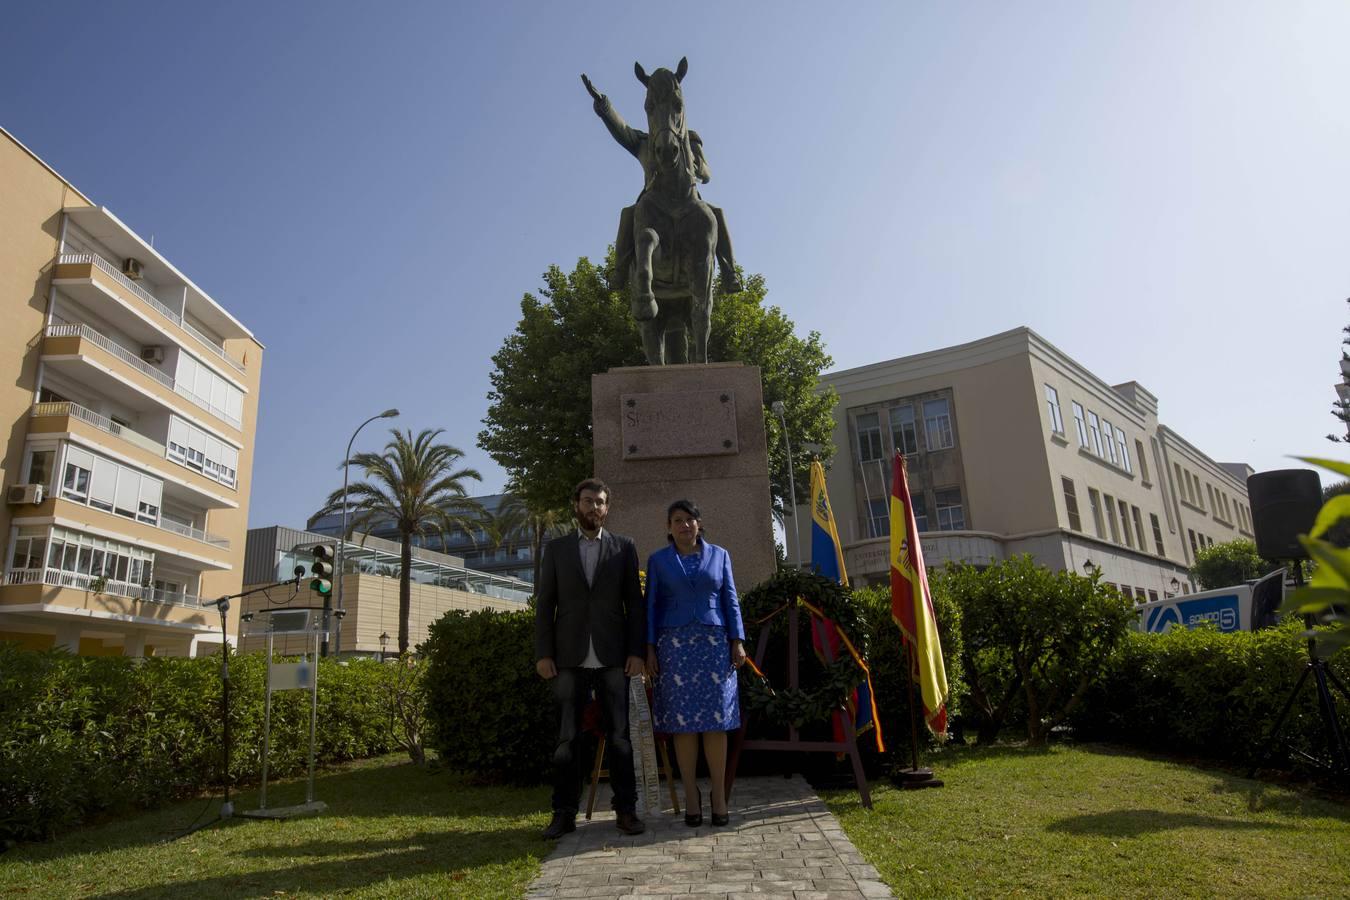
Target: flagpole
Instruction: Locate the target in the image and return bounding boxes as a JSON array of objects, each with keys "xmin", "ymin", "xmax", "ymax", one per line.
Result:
[{"xmin": 905, "ymin": 642, "xmax": 921, "ymax": 773}]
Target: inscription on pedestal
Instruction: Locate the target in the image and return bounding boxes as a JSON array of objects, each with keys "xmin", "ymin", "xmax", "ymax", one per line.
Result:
[{"xmin": 620, "ymin": 390, "xmax": 738, "ymax": 460}]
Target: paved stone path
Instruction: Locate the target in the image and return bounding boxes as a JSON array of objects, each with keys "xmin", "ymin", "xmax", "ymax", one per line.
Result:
[{"xmin": 526, "ymin": 775, "xmax": 892, "ymax": 899}]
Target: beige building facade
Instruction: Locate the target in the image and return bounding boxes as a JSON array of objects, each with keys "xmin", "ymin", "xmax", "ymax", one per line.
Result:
[
  {"xmin": 0, "ymin": 126, "xmax": 263, "ymax": 657},
  {"xmin": 817, "ymin": 327, "xmax": 1253, "ymax": 602}
]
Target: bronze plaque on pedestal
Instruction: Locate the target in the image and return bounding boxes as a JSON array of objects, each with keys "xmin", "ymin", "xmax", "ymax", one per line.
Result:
[{"xmin": 620, "ymin": 390, "xmax": 739, "ymax": 460}]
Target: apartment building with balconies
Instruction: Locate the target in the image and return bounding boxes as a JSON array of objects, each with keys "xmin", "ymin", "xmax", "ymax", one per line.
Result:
[
  {"xmin": 0, "ymin": 126, "xmax": 263, "ymax": 657},
  {"xmin": 813, "ymin": 327, "xmax": 1252, "ymax": 602}
]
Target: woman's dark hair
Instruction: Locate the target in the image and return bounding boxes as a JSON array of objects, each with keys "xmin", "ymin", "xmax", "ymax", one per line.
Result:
[{"xmin": 666, "ymin": 499, "xmax": 704, "ymax": 543}]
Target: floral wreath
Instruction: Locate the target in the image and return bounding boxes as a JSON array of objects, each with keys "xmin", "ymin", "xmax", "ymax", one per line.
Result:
[{"xmin": 737, "ymin": 569, "xmax": 871, "ymax": 728}]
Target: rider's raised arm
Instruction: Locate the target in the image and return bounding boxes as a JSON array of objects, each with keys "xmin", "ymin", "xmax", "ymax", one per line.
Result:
[{"xmin": 582, "ymin": 73, "xmax": 643, "ymax": 159}]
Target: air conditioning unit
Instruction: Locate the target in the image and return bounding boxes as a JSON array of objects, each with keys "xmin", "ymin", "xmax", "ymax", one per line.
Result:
[
  {"xmin": 7, "ymin": 484, "xmax": 44, "ymax": 505},
  {"xmin": 140, "ymin": 345, "xmax": 165, "ymax": 364},
  {"xmin": 122, "ymin": 257, "xmax": 144, "ymax": 279}
]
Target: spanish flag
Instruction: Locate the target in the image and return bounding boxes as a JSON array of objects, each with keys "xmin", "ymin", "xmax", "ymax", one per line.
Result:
[
  {"xmin": 889, "ymin": 452, "xmax": 949, "ymax": 736},
  {"xmin": 809, "ymin": 460, "xmax": 883, "ymax": 751}
]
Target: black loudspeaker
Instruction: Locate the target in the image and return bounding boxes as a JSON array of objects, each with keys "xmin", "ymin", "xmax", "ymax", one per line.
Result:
[{"xmin": 1247, "ymin": 469, "xmax": 1322, "ymax": 560}]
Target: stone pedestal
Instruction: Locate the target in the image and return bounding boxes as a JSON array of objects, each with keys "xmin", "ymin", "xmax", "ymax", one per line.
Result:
[{"xmin": 592, "ymin": 363, "xmax": 776, "ymax": 591}]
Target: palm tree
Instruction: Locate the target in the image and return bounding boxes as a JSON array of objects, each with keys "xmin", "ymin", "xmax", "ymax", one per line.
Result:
[
  {"xmin": 317, "ymin": 428, "xmax": 483, "ymax": 654},
  {"xmin": 489, "ymin": 492, "xmax": 572, "ymax": 588}
]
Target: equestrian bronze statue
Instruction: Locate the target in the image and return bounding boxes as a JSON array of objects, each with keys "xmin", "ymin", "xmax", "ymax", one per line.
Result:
[{"xmin": 582, "ymin": 58, "xmax": 740, "ymax": 365}]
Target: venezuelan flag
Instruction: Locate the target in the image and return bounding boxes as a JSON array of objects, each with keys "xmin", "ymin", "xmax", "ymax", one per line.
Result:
[{"xmin": 808, "ymin": 460, "xmax": 883, "ymax": 751}]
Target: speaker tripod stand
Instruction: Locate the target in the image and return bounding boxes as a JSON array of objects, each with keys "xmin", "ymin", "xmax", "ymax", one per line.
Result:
[{"xmin": 1249, "ymin": 562, "xmax": 1350, "ymax": 781}]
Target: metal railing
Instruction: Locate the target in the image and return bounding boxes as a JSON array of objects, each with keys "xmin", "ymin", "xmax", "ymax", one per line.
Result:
[
  {"xmin": 182, "ymin": 319, "xmax": 246, "ymax": 374},
  {"xmin": 46, "ymin": 323, "xmax": 174, "ymax": 388},
  {"xmin": 3, "ymin": 568, "xmax": 203, "ymax": 609},
  {"xmin": 158, "ymin": 517, "xmax": 230, "ymax": 549},
  {"xmin": 45, "ymin": 323, "xmax": 241, "ymax": 428},
  {"xmin": 31, "ymin": 401, "xmax": 165, "ymax": 456},
  {"xmin": 58, "ymin": 252, "xmax": 246, "ymax": 374}
]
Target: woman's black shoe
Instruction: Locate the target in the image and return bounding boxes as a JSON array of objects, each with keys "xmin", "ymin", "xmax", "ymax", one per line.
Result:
[
  {"xmin": 684, "ymin": 788, "xmax": 702, "ymax": 827},
  {"xmin": 711, "ymin": 811, "xmax": 730, "ymax": 827}
]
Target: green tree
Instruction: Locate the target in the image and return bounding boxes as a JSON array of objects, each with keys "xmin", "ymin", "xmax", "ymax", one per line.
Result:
[
  {"xmin": 1190, "ymin": 539, "xmax": 1280, "ymax": 590},
  {"xmin": 317, "ymin": 428, "xmax": 483, "ymax": 654},
  {"xmin": 478, "ymin": 252, "xmax": 836, "ymax": 517},
  {"xmin": 486, "ymin": 493, "xmax": 571, "ymax": 588},
  {"xmin": 1326, "ymin": 297, "xmax": 1349, "ymax": 443},
  {"xmin": 942, "ymin": 555, "xmax": 1135, "ymax": 745}
]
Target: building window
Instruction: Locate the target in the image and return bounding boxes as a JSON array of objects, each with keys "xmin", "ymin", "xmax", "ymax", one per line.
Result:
[
  {"xmin": 911, "ymin": 492, "xmax": 929, "ymax": 531},
  {"xmin": 1188, "ymin": 529, "xmax": 1198, "ymax": 556},
  {"xmin": 935, "ymin": 488, "xmax": 965, "ymax": 530},
  {"xmin": 1174, "ymin": 463, "xmax": 1185, "ymax": 499},
  {"xmin": 889, "ymin": 405, "xmax": 918, "ymax": 455},
  {"xmin": 1072, "ymin": 402, "xmax": 1088, "ymax": 448},
  {"xmin": 1104, "ymin": 493, "xmax": 1121, "ymax": 543},
  {"xmin": 1087, "ymin": 412, "xmax": 1104, "ymax": 457},
  {"xmin": 923, "ymin": 399, "xmax": 954, "ymax": 450},
  {"xmin": 1135, "ymin": 587, "xmax": 1148, "ymax": 604},
  {"xmin": 1131, "ymin": 506, "xmax": 1146, "ymax": 554},
  {"xmin": 866, "ymin": 497, "xmax": 889, "ymax": 538},
  {"xmin": 62, "ymin": 446, "xmax": 94, "ymax": 503},
  {"xmin": 1206, "ymin": 484, "xmax": 1216, "ymax": 515},
  {"xmin": 855, "ymin": 413, "xmax": 884, "ymax": 463},
  {"xmin": 1101, "ymin": 418, "xmax": 1119, "ymax": 464},
  {"xmin": 1150, "ymin": 513, "xmax": 1165, "ymax": 556},
  {"xmin": 26, "ymin": 449, "xmax": 55, "ymax": 488},
  {"xmin": 1135, "ymin": 439, "xmax": 1149, "ymax": 482},
  {"xmin": 1116, "ymin": 427, "xmax": 1131, "ymax": 474},
  {"xmin": 1045, "ymin": 385, "xmax": 1064, "ymax": 435},
  {"xmin": 1088, "ymin": 488, "xmax": 1105, "ymax": 538},
  {"xmin": 1118, "ymin": 499, "xmax": 1133, "ymax": 548},
  {"xmin": 1148, "ymin": 589, "xmax": 1159, "ymax": 604},
  {"xmin": 1062, "ymin": 477, "xmax": 1082, "ymax": 532}
]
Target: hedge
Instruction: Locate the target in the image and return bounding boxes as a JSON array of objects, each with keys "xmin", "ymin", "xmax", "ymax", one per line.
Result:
[
  {"xmin": 1070, "ymin": 619, "xmax": 1350, "ymax": 769},
  {"xmin": 0, "ymin": 644, "xmax": 403, "ymax": 843},
  {"xmin": 421, "ymin": 584, "xmax": 966, "ymax": 783},
  {"xmin": 422, "ymin": 608, "xmax": 554, "ymax": 783}
]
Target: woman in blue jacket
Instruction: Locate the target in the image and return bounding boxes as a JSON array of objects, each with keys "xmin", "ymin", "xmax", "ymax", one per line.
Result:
[{"xmin": 645, "ymin": 499, "xmax": 746, "ymax": 827}]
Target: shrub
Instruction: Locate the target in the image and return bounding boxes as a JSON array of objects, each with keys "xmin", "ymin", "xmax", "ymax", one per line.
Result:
[
  {"xmin": 0, "ymin": 644, "xmax": 406, "ymax": 843},
  {"xmin": 851, "ymin": 582, "xmax": 964, "ymax": 759},
  {"xmin": 421, "ymin": 609, "xmax": 554, "ymax": 782},
  {"xmin": 942, "ymin": 556, "xmax": 1136, "ymax": 745},
  {"xmin": 1190, "ymin": 539, "xmax": 1280, "ymax": 590},
  {"xmin": 1071, "ymin": 619, "xmax": 1350, "ymax": 769}
]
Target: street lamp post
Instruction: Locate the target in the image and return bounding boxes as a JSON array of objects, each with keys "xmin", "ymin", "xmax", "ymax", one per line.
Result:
[
  {"xmin": 379, "ymin": 631, "xmax": 390, "ymax": 660},
  {"xmin": 334, "ymin": 408, "xmax": 399, "ymax": 655},
  {"xmin": 771, "ymin": 401, "xmax": 802, "ymax": 569}
]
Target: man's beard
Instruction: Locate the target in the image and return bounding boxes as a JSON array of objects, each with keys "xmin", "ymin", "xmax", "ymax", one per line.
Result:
[{"xmin": 577, "ymin": 508, "xmax": 604, "ymax": 532}]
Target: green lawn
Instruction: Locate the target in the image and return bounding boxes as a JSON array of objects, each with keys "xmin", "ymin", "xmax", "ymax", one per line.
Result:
[
  {"xmin": 823, "ymin": 743, "xmax": 1350, "ymax": 899},
  {"xmin": 5, "ymin": 745, "xmax": 1349, "ymax": 899},
  {"xmin": 0, "ymin": 755, "xmax": 552, "ymax": 899}
]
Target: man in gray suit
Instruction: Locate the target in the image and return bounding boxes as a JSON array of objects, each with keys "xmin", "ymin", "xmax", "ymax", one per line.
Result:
[{"xmin": 535, "ymin": 478, "xmax": 647, "ymax": 838}]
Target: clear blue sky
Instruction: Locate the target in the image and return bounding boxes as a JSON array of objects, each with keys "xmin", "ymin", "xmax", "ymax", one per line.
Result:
[{"xmin": 3, "ymin": 1, "xmax": 1347, "ymax": 528}]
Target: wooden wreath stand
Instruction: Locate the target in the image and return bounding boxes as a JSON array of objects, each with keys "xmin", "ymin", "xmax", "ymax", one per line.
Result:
[{"xmin": 725, "ymin": 603, "xmax": 872, "ymax": 808}]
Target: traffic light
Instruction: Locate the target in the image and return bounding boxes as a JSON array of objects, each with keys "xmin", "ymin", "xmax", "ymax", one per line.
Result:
[{"xmin": 310, "ymin": 545, "xmax": 334, "ymax": 597}]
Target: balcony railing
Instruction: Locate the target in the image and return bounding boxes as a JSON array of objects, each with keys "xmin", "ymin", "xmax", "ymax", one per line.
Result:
[
  {"xmin": 45, "ymin": 323, "xmax": 241, "ymax": 429},
  {"xmin": 47, "ymin": 322, "xmax": 173, "ymax": 388},
  {"xmin": 58, "ymin": 252, "xmax": 246, "ymax": 374},
  {"xmin": 32, "ymin": 400, "xmax": 165, "ymax": 456},
  {"xmin": 158, "ymin": 517, "xmax": 231, "ymax": 549},
  {"xmin": 3, "ymin": 568, "xmax": 203, "ymax": 609}
]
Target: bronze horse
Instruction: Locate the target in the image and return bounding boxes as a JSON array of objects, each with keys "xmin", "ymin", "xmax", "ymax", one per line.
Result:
[{"xmin": 584, "ymin": 58, "xmax": 738, "ymax": 364}]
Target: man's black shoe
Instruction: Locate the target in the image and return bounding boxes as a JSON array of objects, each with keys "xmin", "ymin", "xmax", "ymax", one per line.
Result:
[
  {"xmin": 541, "ymin": 812, "xmax": 576, "ymax": 840},
  {"xmin": 615, "ymin": 810, "xmax": 646, "ymax": 835}
]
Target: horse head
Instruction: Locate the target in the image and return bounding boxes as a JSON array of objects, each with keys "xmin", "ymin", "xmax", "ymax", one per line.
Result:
[{"xmin": 635, "ymin": 57, "xmax": 692, "ymax": 181}]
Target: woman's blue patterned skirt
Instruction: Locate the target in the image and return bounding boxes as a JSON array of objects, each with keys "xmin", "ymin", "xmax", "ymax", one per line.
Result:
[{"xmin": 653, "ymin": 623, "xmax": 740, "ymax": 733}]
